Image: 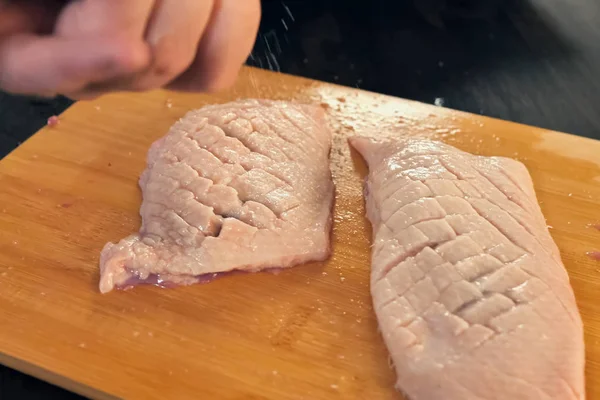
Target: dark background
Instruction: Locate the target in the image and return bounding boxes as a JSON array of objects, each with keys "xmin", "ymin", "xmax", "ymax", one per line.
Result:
[{"xmin": 1, "ymin": 0, "xmax": 599, "ymax": 398}]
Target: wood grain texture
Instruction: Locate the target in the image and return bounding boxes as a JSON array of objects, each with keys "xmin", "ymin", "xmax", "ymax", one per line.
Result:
[{"xmin": 0, "ymin": 67, "xmax": 599, "ymax": 400}]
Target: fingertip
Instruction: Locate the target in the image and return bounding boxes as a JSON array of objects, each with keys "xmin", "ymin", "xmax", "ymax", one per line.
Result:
[
  {"xmin": 167, "ymin": 64, "xmax": 240, "ymax": 93},
  {"xmin": 167, "ymin": 0, "xmax": 260, "ymax": 94},
  {"xmin": 58, "ymin": 37, "xmax": 151, "ymax": 93},
  {"xmin": 77, "ymin": 37, "xmax": 151, "ymax": 80},
  {"xmin": 106, "ymin": 38, "xmax": 152, "ymax": 76},
  {"xmin": 201, "ymin": 67, "xmax": 240, "ymax": 93},
  {"xmin": 0, "ymin": 35, "xmax": 153, "ymax": 95}
]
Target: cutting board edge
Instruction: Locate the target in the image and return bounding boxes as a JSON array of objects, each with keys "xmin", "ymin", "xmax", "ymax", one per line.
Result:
[{"xmin": 0, "ymin": 351, "xmax": 115, "ymax": 400}]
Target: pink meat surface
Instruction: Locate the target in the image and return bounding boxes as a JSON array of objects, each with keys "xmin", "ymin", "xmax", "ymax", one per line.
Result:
[
  {"xmin": 99, "ymin": 100, "xmax": 334, "ymax": 293},
  {"xmin": 350, "ymin": 137, "xmax": 585, "ymax": 400}
]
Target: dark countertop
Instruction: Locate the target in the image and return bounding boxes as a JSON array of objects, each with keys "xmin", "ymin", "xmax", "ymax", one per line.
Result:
[{"xmin": 1, "ymin": 0, "xmax": 599, "ymax": 398}]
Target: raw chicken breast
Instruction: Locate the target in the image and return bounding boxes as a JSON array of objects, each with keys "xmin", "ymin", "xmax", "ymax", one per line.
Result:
[
  {"xmin": 350, "ymin": 137, "xmax": 585, "ymax": 400},
  {"xmin": 99, "ymin": 100, "xmax": 334, "ymax": 293}
]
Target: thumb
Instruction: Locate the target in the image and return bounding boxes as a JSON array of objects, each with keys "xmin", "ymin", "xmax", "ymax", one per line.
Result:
[{"xmin": 0, "ymin": 34, "xmax": 151, "ymax": 96}]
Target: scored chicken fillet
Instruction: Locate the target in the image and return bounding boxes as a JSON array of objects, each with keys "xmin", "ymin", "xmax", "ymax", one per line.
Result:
[
  {"xmin": 99, "ymin": 100, "xmax": 334, "ymax": 293},
  {"xmin": 350, "ymin": 137, "xmax": 585, "ymax": 400}
]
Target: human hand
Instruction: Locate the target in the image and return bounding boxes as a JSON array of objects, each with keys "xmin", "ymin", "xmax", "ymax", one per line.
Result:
[{"xmin": 0, "ymin": 0, "xmax": 261, "ymax": 99}]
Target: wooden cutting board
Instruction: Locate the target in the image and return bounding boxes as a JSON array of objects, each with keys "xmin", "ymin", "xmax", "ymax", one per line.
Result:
[{"xmin": 1, "ymin": 67, "xmax": 599, "ymax": 400}]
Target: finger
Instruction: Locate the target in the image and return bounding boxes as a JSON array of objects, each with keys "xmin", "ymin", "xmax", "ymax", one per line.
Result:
[
  {"xmin": 55, "ymin": 0, "xmax": 154, "ymax": 38},
  {"xmin": 62, "ymin": 0, "xmax": 215, "ymax": 94},
  {"xmin": 126, "ymin": 0, "xmax": 215, "ymax": 91},
  {"xmin": 47, "ymin": 0, "xmax": 155, "ymax": 98},
  {"xmin": 52, "ymin": 0, "xmax": 202, "ymax": 94},
  {"xmin": 0, "ymin": 34, "xmax": 150, "ymax": 96},
  {"xmin": 167, "ymin": 0, "xmax": 261, "ymax": 92}
]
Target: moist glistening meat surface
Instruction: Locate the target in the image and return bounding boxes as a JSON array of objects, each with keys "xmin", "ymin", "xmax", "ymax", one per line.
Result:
[
  {"xmin": 350, "ymin": 137, "xmax": 585, "ymax": 400},
  {"xmin": 99, "ymin": 100, "xmax": 334, "ymax": 293}
]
